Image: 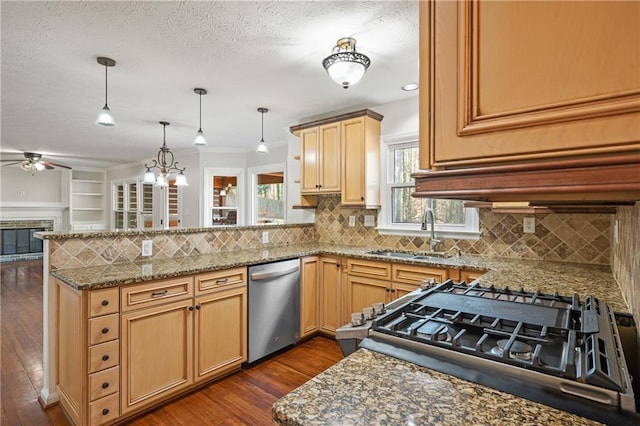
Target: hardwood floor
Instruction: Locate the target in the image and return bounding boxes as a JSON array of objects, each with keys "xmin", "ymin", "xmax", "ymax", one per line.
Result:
[{"xmin": 0, "ymin": 260, "xmax": 343, "ymax": 425}]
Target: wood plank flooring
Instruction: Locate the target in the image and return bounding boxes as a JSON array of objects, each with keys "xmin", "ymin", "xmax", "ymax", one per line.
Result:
[{"xmin": 1, "ymin": 260, "xmax": 343, "ymax": 425}]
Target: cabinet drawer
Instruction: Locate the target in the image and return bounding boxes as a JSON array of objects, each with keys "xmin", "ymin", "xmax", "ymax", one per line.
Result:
[
  {"xmin": 460, "ymin": 269, "xmax": 486, "ymax": 283},
  {"xmin": 89, "ymin": 340, "xmax": 119, "ymax": 373},
  {"xmin": 89, "ymin": 366, "xmax": 119, "ymax": 401},
  {"xmin": 121, "ymin": 276, "xmax": 194, "ymax": 312},
  {"xmin": 196, "ymin": 267, "xmax": 247, "ymax": 294},
  {"xmin": 89, "ymin": 314, "xmax": 119, "ymax": 345},
  {"xmin": 89, "ymin": 392, "xmax": 119, "ymax": 426},
  {"xmin": 346, "ymin": 259, "xmax": 391, "ymax": 280},
  {"xmin": 392, "ymin": 264, "xmax": 448, "ymax": 285},
  {"xmin": 89, "ymin": 287, "xmax": 119, "ymax": 317}
]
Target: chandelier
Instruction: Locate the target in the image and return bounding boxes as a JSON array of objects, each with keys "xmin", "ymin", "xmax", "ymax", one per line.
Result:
[
  {"xmin": 143, "ymin": 121, "xmax": 188, "ymax": 187},
  {"xmin": 322, "ymin": 37, "xmax": 371, "ymax": 89}
]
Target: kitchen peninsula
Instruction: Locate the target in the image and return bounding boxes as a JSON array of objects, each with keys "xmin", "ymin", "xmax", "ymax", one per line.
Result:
[{"xmin": 39, "ymin": 222, "xmax": 632, "ymax": 425}]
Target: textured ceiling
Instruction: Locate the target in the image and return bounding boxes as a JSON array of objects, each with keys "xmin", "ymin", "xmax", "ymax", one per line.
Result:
[{"xmin": 1, "ymin": 1, "xmax": 418, "ymax": 169}]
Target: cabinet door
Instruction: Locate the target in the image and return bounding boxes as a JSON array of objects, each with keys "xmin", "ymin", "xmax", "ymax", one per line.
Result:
[
  {"xmin": 346, "ymin": 275, "xmax": 389, "ymax": 316},
  {"xmin": 421, "ymin": 0, "xmax": 640, "ymax": 170},
  {"xmin": 300, "ymin": 127, "xmax": 320, "ymax": 193},
  {"xmin": 194, "ymin": 285, "xmax": 247, "ymax": 382},
  {"xmin": 393, "ymin": 282, "xmax": 420, "ymax": 300},
  {"xmin": 300, "ymin": 256, "xmax": 320, "ymax": 337},
  {"xmin": 319, "ymin": 256, "xmax": 342, "ymax": 334},
  {"xmin": 460, "ymin": 269, "xmax": 486, "ymax": 284},
  {"xmin": 341, "ymin": 117, "xmax": 366, "ymax": 205},
  {"xmin": 120, "ymin": 299, "xmax": 193, "ymax": 414},
  {"xmin": 318, "ymin": 123, "xmax": 341, "ymax": 193}
]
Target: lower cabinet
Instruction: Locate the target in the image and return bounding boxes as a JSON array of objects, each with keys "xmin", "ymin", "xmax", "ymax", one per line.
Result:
[
  {"xmin": 300, "ymin": 255, "xmax": 343, "ymax": 337},
  {"xmin": 56, "ymin": 267, "xmax": 247, "ymax": 425}
]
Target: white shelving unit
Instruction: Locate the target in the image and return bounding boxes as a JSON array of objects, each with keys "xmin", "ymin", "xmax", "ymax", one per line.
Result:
[{"xmin": 70, "ymin": 170, "xmax": 106, "ymax": 230}]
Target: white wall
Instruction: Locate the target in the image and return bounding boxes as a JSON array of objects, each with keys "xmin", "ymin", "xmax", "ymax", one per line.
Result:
[
  {"xmin": 373, "ymin": 96, "xmax": 419, "ymax": 138},
  {"xmin": 0, "ymin": 167, "xmax": 67, "ymax": 204}
]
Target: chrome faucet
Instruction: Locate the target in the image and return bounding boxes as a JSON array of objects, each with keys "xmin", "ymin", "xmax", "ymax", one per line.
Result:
[{"xmin": 421, "ymin": 205, "xmax": 440, "ymax": 252}]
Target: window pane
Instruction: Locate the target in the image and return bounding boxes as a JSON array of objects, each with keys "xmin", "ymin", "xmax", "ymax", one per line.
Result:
[
  {"xmin": 393, "ymin": 146, "xmax": 420, "ymax": 183},
  {"xmin": 392, "ymin": 187, "xmax": 426, "ymax": 223},
  {"xmin": 432, "ymin": 199, "xmax": 466, "ymax": 225}
]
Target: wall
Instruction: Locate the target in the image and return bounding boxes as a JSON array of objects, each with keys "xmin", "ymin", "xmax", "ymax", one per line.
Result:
[
  {"xmin": 0, "ymin": 167, "xmax": 67, "ymax": 204},
  {"xmin": 612, "ymin": 203, "xmax": 639, "ymax": 327},
  {"xmin": 315, "ymin": 194, "xmax": 612, "ymax": 264}
]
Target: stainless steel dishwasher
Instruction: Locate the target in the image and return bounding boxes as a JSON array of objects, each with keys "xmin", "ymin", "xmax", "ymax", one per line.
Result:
[{"xmin": 247, "ymin": 258, "xmax": 300, "ymax": 363}]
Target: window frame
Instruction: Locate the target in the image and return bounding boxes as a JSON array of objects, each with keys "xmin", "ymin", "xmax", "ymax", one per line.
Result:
[
  {"xmin": 377, "ymin": 133, "xmax": 480, "ymax": 239},
  {"xmin": 248, "ymin": 162, "xmax": 286, "ymax": 226}
]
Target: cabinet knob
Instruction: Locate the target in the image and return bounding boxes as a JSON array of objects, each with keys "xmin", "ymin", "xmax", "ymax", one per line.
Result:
[
  {"xmin": 391, "ymin": 289, "xmax": 396, "ymax": 293},
  {"xmin": 102, "ymin": 354, "xmax": 109, "ymax": 361},
  {"xmin": 360, "ymin": 196, "xmax": 364, "ymax": 201},
  {"xmin": 101, "ymin": 300, "xmax": 109, "ymax": 306},
  {"xmin": 102, "ymin": 382, "xmax": 109, "ymax": 389},
  {"xmin": 102, "ymin": 408, "xmax": 110, "ymax": 416},
  {"xmin": 195, "ymin": 304, "xmax": 201, "ymax": 310},
  {"xmin": 101, "ymin": 327, "xmax": 109, "ymax": 334},
  {"xmin": 188, "ymin": 306, "xmax": 195, "ymax": 311}
]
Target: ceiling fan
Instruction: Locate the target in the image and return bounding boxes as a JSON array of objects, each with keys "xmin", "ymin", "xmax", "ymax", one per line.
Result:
[{"xmin": 1, "ymin": 152, "xmax": 72, "ymax": 172}]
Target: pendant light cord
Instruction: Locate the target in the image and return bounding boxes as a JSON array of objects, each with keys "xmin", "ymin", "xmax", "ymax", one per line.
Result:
[
  {"xmin": 199, "ymin": 92, "xmax": 203, "ymax": 131},
  {"xmin": 104, "ymin": 64, "xmax": 108, "ymax": 106},
  {"xmin": 260, "ymin": 109, "xmax": 265, "ymax": 142}
]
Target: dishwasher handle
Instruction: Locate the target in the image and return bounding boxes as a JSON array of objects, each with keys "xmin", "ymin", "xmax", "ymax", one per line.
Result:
[{"xmin": 250, "ymin": 265, "xmax": 299, "ymax": 281}]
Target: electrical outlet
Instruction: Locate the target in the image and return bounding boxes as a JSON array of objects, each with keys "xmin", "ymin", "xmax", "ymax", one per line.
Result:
[
  {"xmin": 262, "ymin": 231, "xmax": 269, "ymax": 244},
  {"xmin": 348, "ymin": 216, "xmax": 356, "ymax": 227},
  {"xmin": 523, "ymin": 217, "xmax": 535, "ymax": 234},
  {"xmin": 364, "ymin": 215, "xmax": 375, "ymax": 227},
  {"xmin": 141, "ymin": 240, "xmax": 153, "ymax": 257}
]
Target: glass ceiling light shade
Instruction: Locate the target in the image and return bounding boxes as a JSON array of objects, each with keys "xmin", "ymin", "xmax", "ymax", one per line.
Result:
[
  {"xmin": 193, "ymin": 88, "xmax": 208, "ymax": 146},
  {"xmin": 95, "ymin": 57, "xmax": 116, "ymax": 126},
  {"xmin": 143, "ymin": 121, "xmax": 188, "ymax": 187},
  {"xmin": 322, "ymin": 37, "xmax": 371, "ymax": 89},
  {"xmin": 256, "ymin": 107, "xmax": 269, "ymax": 154}
]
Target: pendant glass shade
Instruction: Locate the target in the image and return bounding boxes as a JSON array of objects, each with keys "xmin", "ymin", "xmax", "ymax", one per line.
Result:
[
  {"xmin": 174, "ymin": 172, "xmax": 188, "ymax": 186},
  {"xmin": 96, "ymin": 57, "xmax": 116, "ymax": 126},
  {"xmin": 193, "ymin": 128, "xmax": 207, "ymax": 146},
  {"xmin": 143, "ymin": 121, "xmax": 188, "ymax": 188},
  {"xmin": 143, "ymin": 169, "xmax": 155, "ymax": 183},
  {"xmin": 322, "ymin": 37, "xmax": 370, "ymax": 89},
  {"xmin": 96, "ymin": 105, "xmax": 116, "ymax": 126},
  {"xmin": 256, "ymin": 140, "xmax": 269, "ymax": 154},
  {"xmin": 34, "ymin": 162, "xmax": 46, "ymax": 171},
  {"xmin": 155, "ymin": 174, "xmax": 167, "ymax": 187}
]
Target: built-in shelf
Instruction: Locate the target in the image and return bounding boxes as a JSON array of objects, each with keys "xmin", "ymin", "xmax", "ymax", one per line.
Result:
[{"xmin": 70, "ymin": 170, "xmax": 106, "ymax": 229}]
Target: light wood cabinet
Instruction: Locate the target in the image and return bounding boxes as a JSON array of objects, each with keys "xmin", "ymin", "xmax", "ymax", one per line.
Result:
[
  {"xmin": 291, "ymin": 109, "xmax": 383, "ymax": 208},
  {"xmin": 459, "ymin": 269, "xmax": 486, "ymax": 284},
  {"xmin": 57, "ymin": 282, "xmax": 120, "ymax": 426},
  {"xmin": 319, "ymin": 256, "xmax": 342, "ymax": 334},
  {"xmin": 300, "ymin": 256, "xmax": 320, "ymax": 337},
  {"xmin": 416, "ymin": 0, "xmax": 640, "ymax": 202},
  {"xmin": 300, "ymin": 123, "xmax": 341, "ymax": 194},
  {"xmin": 341, "ymin": 116, "xmax": 381, "ymax": 208}
]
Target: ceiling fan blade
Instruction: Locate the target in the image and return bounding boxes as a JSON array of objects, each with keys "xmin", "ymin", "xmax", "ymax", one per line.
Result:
[
  {"xmin": 43, "ymin": 161, "xmax": 72, "ymax": 170},
  {"xmin": 2, "ymin": 161, "xmax": 22, "ymax": 166},
  {"xmin": 44, "ymin": 164, "xmax": 55, "ymax": 170},
  {"xmin": 0, "ymin": 158, "xmax": 24, "ymax": 162}
]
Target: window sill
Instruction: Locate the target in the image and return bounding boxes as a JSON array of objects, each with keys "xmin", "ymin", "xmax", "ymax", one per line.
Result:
[{"xmin": 376, "ymin": 226, "xmax": 481, "ymax": 241}]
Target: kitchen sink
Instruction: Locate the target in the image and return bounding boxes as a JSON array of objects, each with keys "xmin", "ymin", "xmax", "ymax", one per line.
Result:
[{"xmin": 365, "ymin": 250, "xmax": 453, "ymax": 260}]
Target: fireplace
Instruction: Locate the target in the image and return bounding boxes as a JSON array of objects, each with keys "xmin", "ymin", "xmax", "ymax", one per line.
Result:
[{"xmin": 0, "ymin": 219, "xmax": 53, "ymax": 262}]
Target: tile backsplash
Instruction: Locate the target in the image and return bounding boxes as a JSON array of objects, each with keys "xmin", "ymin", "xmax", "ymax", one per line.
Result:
[{"xmin": 315, "ymin": 195, "xmax": 611, "ymax": 264}]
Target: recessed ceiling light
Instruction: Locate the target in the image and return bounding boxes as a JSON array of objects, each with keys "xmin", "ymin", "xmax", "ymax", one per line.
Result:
[{"xmin": 401, "ymin": 83, "xmax": 419, "ymax": 91}]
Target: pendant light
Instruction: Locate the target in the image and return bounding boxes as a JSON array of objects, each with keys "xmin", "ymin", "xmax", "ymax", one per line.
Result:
[
  {"xmin": 256, "ymin": 107, "xmax": 269, "ymax": 154},
  {"xmin": 95, "ymin": 57, "xmax": 116, "ymax": 126},
  {"xmin": 143, "ymin": 121, "xmax": 188, "ymax": 187},
  {"xmin": 193, "ymin": 88, "xmax": 208, "ymax": 146},
  {"xmin": 322, "ymin": 37, "xmax": 370, "ymax": 89}
]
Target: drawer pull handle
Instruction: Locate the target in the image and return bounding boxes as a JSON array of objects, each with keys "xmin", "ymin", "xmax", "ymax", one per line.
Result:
[
  {"xmin": 151, "ymin": 290, "xmax": 168, "ymax": 297},
  {"xmin": 102, "ymin": 382, "xmax": 109, "ymax": 389},
  {"xmin": 101, "ymin": 327, "xmax": 109, "ymax": 334},
  {"xmin": 101, "ymin": 300, "xmax": 109, "ymax": 306},
  {"xmin": 102, "ymin": 408, "xmax": 109, "ymax": 416},
  {"xmin": 215, "ymin": 278, "xmax": 229, "ymax": 284},
  {"xmin": 102, "ymin": 354, "xmax": 109, "ymax": 361}
]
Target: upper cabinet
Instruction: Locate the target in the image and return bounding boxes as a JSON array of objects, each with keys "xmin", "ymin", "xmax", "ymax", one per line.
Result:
[
  {"xmin": 291, "ymin": 109, "xmax": 383, "ymax": 209},
  {"xmin": 415, "ymin": 0, "xmax": 640, "ymax": 202}
]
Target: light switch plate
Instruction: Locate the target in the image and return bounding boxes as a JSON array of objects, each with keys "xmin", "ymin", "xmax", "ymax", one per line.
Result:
[
  {"xmin": 348, "ymin": 216, "xmax": 356, "ymax": 227},
  {"xmin": 364, "ymin": 215, "xmax": 375, "ymax": 227},
  {"xmin": 141, "ymin": 240, "xmax": 153, "ymax": 256},
  {"xmin": 262, "ymin": 231, "xmax": 269, "ymax": 244},
  {"xmin": 523, "ymin": 217, "xmax": 535, "ymax": 234}
]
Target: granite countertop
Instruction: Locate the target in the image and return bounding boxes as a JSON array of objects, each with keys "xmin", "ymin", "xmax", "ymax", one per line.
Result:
[
  {"xmin": 51, "ymin": 242, "xmax": 628, "ymax": 312},
  {"xmin": 271, "ymin": 348, "xmax": 602, "ymax": 426}
]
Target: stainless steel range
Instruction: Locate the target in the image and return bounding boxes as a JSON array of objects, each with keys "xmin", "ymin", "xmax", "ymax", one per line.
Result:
[{"xmin": 340, "ymin": 279, "xmax": 638, "ymax": 425}]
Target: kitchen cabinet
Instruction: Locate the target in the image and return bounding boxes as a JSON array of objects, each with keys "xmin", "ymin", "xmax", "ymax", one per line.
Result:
[
  {"xmin": 415, "ymin": 0, "xmax": 640, "ymax": 202},
  {"xmin": 300, "ymin": 123, "xmax": 341, "ymax": 194},
  {"xmin": 300, "ymin": 256, "xmax": 320, "ymax": 337},
  {"xmin": 290, "ymin": 109, "xmax": 383, "ymax": 208},
  {"xmin": 57, "ymin": 282, "xmax": 120, "ymax": 426},
  {"xmin": 345, "ymin": 259, "xmax": 450, "ymax": 314}
]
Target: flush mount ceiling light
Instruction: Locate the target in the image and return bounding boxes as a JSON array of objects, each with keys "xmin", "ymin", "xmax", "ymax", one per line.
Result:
[
  {"xmin": 322, "ymin": 37, "xmax": 371, "ymax": 89},
  {"xmin": 143, "ymin": 121, "xmax": 188, "ymax": 187},
  {"xmin": 256, "ymin": 107, "xmax": 269, "ymax": 154},
  {"xmin": 95, "ymin": 57, "xmax": 116, "ymax": 126},
  {"xmin": 193, "ymin": 88, "xmax": 208, "ymax": 146},
  {"xmin": 402, "ymin": 83, "xmax": 419, "ymax": 91}
]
